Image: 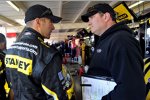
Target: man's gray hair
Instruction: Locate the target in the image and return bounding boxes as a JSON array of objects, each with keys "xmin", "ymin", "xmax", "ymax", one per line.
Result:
[{"xmin": 26, "ymin": 20, "xmax": 33, "ymax": 27}]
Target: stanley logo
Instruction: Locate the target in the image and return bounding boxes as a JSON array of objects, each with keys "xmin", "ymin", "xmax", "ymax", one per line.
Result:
[
  {"xmin": 5, "ymin": 55, "xmax": 32, "ymax": 75},
  {"xmin": 117, "ymin": 13, "xmax": 128, "ymax": 21},
  {"xmin": 114, "ymin": 3, "xmax": 133, "ymax": 22}
]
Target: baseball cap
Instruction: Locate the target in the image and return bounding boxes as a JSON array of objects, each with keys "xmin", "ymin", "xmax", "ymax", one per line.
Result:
[
  {"xmin": 25, "ymin": 4, "xmax": 62, "ymax": 23},
  {"xmin": 81, "ymin": 3, "xmax": 116, "ymax": 22}
]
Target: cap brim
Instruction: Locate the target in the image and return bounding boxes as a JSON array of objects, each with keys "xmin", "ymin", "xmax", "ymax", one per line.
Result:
[
  {"xmin": 49, "ymin": 15, "xmax": 62, "ymax": 23},
  {"xmin": 81, "ymin": 11, "xmax": 98, "ymax": 22}
]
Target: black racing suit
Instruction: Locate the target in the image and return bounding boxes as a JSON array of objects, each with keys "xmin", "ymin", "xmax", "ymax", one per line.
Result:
[
  {"xmin": 88, "ymin": 22, "xmax": 146, "ymax": 100},
  {"xmin": 5, "ymin": 27, "xmax": 68, "ymax": 100},
  {"xmin": 0, "ymin": 50, "xmax": 6, "ymax": 99}
]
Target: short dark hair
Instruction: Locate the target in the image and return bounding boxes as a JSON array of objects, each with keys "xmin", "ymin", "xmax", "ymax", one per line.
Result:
[{"xmin": 0, "ymin": 33, "xmax": 6, "ymax": 43}]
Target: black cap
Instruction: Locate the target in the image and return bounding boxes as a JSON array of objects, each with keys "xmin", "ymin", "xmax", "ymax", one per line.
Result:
[
  {"xmin": 25, "ymin": 4, "xmax": 62, "ymax": 23},
  {"xmin": 81, "ymin": 3, "xmax": 116, "ymax": 22}
]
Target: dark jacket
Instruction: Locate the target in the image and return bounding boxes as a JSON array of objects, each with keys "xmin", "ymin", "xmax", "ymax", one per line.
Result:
[
  {"xmin": 0, "ymin": 50, "xmax": 6, "ymax": 99},
  {"xmin": 88, "ymin": 22, "xmax": 146, "ymax": 100},
  {"xmin": 5, "ymin": 28, "xmax": 68, "ymax": 100}
]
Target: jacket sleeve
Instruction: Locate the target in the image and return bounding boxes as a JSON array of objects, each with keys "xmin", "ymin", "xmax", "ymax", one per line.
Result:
[
  {"xmin": 41, "ymin": 53, "xmax": 68, "ymax": 100},
  {"xmin": 102, "ymin": 33, "xmax": 146, "ymax": 100}
]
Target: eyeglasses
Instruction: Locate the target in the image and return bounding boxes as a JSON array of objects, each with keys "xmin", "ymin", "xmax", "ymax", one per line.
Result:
[
  {"xmin": 40, "ymin": 8, "xmax": 53, "ymax": 17},
  {"xmin": 87, "ymin": 6, "xmax": 104, "ymax": 14},
  {"xmin": 87, "ymin": 6, "xmax": 98, "ymax": 13}
]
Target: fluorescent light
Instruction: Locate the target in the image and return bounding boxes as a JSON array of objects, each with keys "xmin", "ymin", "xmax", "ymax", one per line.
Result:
[
  {"xmin": 6, "ymin": 1, "xmax": 19, "ymax": 12},
  {"xmin": 129, "ymin": 1, "xmax": 144, "ymax": 9}
]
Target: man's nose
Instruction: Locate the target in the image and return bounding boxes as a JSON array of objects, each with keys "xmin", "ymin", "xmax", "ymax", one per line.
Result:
[
  {"xmin": 52, "ymin": 24, "xmax": 55, "ymax": 30},
  {"xmin": 88, "ymin": 21, "xmax": 91, "ymax": 26},
  {"xmin": 88, "ymin": 22, "xmax": 90, "ymax": 26},
  {"xmin": 87, "ymin": 18, "xmax": 91, "ymax": 25}
]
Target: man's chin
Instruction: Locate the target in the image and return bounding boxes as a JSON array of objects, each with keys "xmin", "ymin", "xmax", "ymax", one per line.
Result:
[
  {"xmin": 47, "ymin": 36, "xmax": 50, "ymax": 39},
  {"xmin": 44, "ymin": 36, "xmax": 50, "ymax": 39},
  {"xmin": 91, "ymin": 30, "xmax": 96, "ymax": 34},
  {"xmin": 47, "ymin": 33, "xmax": 51, "ymax": 39},
  {"xmin": 92, "ymin": 31, "xmax": 100, "ymax": 36}
]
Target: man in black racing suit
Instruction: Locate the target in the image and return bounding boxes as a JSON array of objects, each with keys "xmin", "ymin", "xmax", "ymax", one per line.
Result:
[
  {"xmin": 0, "ymin": 33, "xmax": 7, "ymax": 99},
  {"xmin": 5, "ymin": 4, "xmax": 69, "ymax": 100}
]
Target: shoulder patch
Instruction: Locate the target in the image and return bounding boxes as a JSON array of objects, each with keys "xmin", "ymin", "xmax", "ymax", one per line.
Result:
[{"xmin": 58, "ymin": 71, "xmax": 64, "ymax": 81}]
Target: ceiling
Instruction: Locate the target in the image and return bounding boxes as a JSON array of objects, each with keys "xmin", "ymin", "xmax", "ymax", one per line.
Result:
[{"xmin": 0, "ymin": 0, "xmax": 150, "ymax": 41}]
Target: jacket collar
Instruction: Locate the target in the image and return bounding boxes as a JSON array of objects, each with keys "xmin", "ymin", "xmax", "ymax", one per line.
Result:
[
  {"xmin": 98, "ymin": 21, "xmax": 132, "ymax": 41},
  {"xmin": 25, "ymin": 27, "xmax": 44, "ymax": 41}
]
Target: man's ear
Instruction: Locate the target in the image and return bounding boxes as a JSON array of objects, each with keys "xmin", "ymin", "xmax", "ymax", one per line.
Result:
[
  {"xmin": 104, "ymin": 12, "xmax": 111, "ymax": 22},
  {"xmin": 34, "ymin": 18, "xmax": 41, "ymax": 25}
]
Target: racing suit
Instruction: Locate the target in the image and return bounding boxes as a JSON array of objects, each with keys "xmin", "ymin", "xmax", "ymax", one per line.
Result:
[
  {"xmin": 0, "ymin": 50, "xmax": 6, "ymax": 99},
  {"xmin": 5, "ymin": 27, "xmax": 69, "ymax": 100}
]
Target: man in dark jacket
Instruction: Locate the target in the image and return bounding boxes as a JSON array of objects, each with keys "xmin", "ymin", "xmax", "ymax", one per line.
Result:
[
  {"xmin": 81, "ymin": 3, "xmax": 146, "ymax": 100},
  {"xmin": 0, "ymin": 33, "xmax": 6, "ymax": 99},
  {"xmin": 5, "ymin": 4, "xmax": 69, "ymax": 100}
]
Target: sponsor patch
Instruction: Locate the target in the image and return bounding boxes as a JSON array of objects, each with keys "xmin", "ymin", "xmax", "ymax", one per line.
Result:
[
  {"xmin": 58, "ymin": 71, "xmax": 64, "ymax": 81},
  {"xmin": 97, "ymin": 49, "xmax": 102, "ymax": 53},
  {"xmin": 5, "ymin": 55, "xmax": 32, "ymax": 75}
]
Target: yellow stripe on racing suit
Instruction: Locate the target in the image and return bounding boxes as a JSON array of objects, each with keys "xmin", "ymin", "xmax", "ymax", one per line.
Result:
[
  {"xmin": 42, "ymin": 84, "xmax": 58, "ymax": 100},
  {"xmin": 62, "ymin": 64, "xmax": 74, "ymax": 100},
  {"xmin": 144, "ymin": 57, "xmax": 150, "ymax": 100}
]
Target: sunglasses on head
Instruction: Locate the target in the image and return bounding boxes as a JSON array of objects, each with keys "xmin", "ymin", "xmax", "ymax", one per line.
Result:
[
  {"xmin": 87, "ymin": 6, "xmax": 98, "ymax": 13},
  {"xmin": 40, "ymin": 8, "xmax": 53, "ymax": 17},
  {"xmin": 87, "ymin": 6, "xmax": 104, "ymax": 15}
]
